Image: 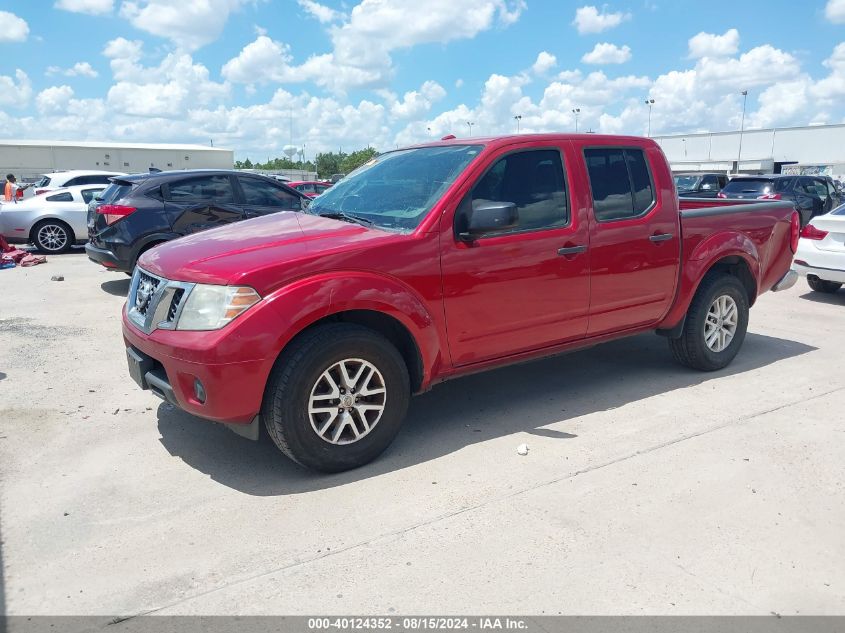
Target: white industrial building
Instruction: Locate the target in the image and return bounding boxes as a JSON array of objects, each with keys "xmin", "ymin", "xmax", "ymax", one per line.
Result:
[
  {"xmin": 653, "ymin": 123, "xmax": 845, "ymax": 181},
  {"xmin": 0, "ymin": 140, "xmax": 234, "ymax": 182}
]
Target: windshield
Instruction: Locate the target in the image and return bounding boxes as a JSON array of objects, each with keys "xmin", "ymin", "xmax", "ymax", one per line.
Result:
[
  {"xmin": 35, "ymin": 175, "xmax": 51, "ymax": 188},
  {"xmin": 722, "ymin": 178, "xmax": 774, "ymax": 195},
  {"xmin": 308, "ymin": 145, "xmax": 483, "ymax": 231},
  {"xmin": 674, "ymin": 175, "xmax": 701, "ymax": 190}
]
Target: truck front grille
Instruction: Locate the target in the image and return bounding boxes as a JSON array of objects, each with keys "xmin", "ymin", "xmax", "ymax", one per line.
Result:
[{"xmin": 127, "ymin": 268, "xmax": 194, "ymax": 334}]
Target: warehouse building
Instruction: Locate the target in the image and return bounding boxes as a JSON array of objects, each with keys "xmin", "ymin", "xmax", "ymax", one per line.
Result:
[
  {"xmin": 653, "ymin": 123, "xmax": 845, "ymax": 181},
  {"xmin": 0, "ymin": 140, "xmax": 234, "ymax": 182}
]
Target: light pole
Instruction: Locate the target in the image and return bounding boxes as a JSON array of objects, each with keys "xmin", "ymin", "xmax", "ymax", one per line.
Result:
[
  {"xmin": 514, "ymin": 115, "xmax": 522, "ymax": 133},
  {"xmin": 572, "ymin": 108, "xmax": 580, "ymax": 133},
  {"xmin": 737, "ymin": 90, "xmax": 748, "ymax": 174},
  {"xmin": 682, "ymin": 138, "xmax": 687, "ymax": 158},
  {"xmin": 467, "ymin": 121, "xmax": 475, "ymax": 136},
  {"xmin": 644, "ymin": 99, "xmax": 655, "ymax": 137}
]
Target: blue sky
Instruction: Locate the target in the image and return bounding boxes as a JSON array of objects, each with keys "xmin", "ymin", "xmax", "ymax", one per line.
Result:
[{"xmin": 2, "ymin": 0, "xmax": 845, "ymax": 160}]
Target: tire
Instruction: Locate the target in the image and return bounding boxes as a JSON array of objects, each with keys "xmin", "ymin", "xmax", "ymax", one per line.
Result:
[
  {"xmin": 32, "ymin": 220, "xmax": 74, "ymax": 254},
  {"xmin": 262, "ymin": 323, "xmax": 410, "ymax": 472},
  {"xmin": 807, "ymin": 276, "xmax": 842, "ymax": 294},
  {"xmin": 669, "ymin": 274, "xmax": 750, "ymax": 372}
]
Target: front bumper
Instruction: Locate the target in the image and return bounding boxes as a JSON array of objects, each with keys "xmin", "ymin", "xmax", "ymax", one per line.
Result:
[
  {"xmin": 122, "ymin": 310, "xmax": 276, "ymax": 428},
  {"xmin": 86, "ymin": 242, "xmax": 130, "ymax": 272}
]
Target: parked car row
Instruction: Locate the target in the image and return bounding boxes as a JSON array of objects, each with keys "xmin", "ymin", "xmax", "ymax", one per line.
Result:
[{"xmin": 674, "ymin": 172, "xmax": 842, "ymax": 226}]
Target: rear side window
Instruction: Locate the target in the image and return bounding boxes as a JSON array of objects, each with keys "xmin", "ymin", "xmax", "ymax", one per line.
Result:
[
  {"xmin": 81, "ymin": 188, "xmax": 104, "ymax": 203},
  {"xmin": 36, "ymin": 176, "xmax": 51, "ymax": 187},
  {"xmin": 46, "ymin": 191, "xmax": 73, "ymax": 202},
  {"xmin": 167, "ymin": 175, "xmax": 234, "ymax": 203},
  {"xmin": 585, "ymin": 148, "xmax": 655, "ymax": 221},
  {"xmin": 722, "ymin": 179, "xmax": 774, "ymax": 195}
]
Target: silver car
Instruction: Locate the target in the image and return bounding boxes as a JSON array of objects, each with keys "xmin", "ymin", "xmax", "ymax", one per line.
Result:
[{"xmin": 0, "ymin": 184, "xmax": 107, "ymax": 253}]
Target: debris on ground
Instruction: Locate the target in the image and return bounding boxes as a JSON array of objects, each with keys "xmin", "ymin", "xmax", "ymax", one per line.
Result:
[
  {"xmin": 517, "ymin": 443, "xmax": 529, "ymax": 456},
  {"xmin": 51, "ymin": 275, "xmax": 64, "ymax": 281}
]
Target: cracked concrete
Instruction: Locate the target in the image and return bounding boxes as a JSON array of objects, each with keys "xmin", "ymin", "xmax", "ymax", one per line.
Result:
[{"xmin": 1, "ymin": 252, "xmax": 843, "ymax": 619}]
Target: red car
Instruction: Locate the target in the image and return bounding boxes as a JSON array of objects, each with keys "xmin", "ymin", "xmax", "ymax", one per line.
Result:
[
  {"xmin": 287, "ymin": 180, "xmax": 332, "ymax": 198},
  {"xmin": 123, "ymin": 134, "xmax": 798, "ymax": 472}
]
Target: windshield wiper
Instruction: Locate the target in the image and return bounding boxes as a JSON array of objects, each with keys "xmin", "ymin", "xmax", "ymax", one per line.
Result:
[{"xmin": 316, "ymin": 211, "xmax": 377, "ymax": 228}]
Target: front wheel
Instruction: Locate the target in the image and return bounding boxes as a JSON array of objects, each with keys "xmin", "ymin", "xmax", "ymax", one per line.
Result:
[
  {"xmin": 32, "ymin": 220, "xmax": 74, "ymax": 253},
  {"xmin": 262, "ymin": 323, "xmax": 410, "ymax": 472},
  {"xmin": 670, "ymin": 274, "xmax": 750, "ymax": 371},
  {"xmin": 807, "ymin": 276, "xmax": 842, "ymax": 294}
]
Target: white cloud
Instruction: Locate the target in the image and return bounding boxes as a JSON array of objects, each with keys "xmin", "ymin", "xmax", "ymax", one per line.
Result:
[
  {"xmin": 532, "ymin": 51, "xmax": 557, "ymax": 74},
  {"xmin": 299, "ymin": 0, "xmax": 526, "ymax": 91},
  {"xmin": 572, "ymin": 5, "xmax": 630, "ymax": 35},
  {"xmin": 298, "ymin": 0, "xmax": 343, "ymax": 23},
  {"xmin": 0, "ymin": 11, "xmax": 29, "ymax": 42},
  {"xmin": 103, "ymin": 37, "xmax": 145, "ymax": 80},
  {"xmin": 688, "ymin": 28, "xmax": 739, "ymax": 58},
  {"xmin": 55, "ymin": 0, "xmax": 113, "ymax": 14},
  {"xmin": 387, "ymin": 81, "xmax": 447, "ymax": 119},
  {"xmin": 47, "ymin": 62, "xmax": 99, "ymax": 78},
  {"xmin": 582, "ymin": 43, "xmax": 631, "ymax": 64},
  {"xmin": 0, "ymin": 70, "xmax": 33, "ymax": 108},
  {"xmin": 37, "ymin": 86, "xmax": 75, "ymax": 114},
  {"xmin": 221, "ymin": 36, "xmax": 294, "ymax": 84},
  {"xmin": 825, "ymin": 0, "xmax": 845, "ymax": 23},
  {"xmin": 119, "ymin": 0, "xmax": 248, "ymax": 51},
  {"xmin": 455, "ymin": 79, "xmax": 464, "ymax": 88}
]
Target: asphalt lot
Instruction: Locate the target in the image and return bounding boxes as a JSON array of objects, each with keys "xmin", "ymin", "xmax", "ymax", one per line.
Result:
[{"xmin": 1, "ymin": 251, "xmax": 844, "ymax": 620}]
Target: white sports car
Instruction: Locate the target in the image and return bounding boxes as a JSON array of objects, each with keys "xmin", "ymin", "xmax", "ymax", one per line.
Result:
[
  {"xmin": 792, "ymin": 204, "xmax": 845, "ymax": 294},
  {"xmin": 0, "ymin": 184, "xmax": 107, "ymax": 253}
]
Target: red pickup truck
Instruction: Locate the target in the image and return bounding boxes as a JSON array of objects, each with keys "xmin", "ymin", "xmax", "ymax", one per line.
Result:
[{"xmin": 123, "ymin": 134, "xmax": 799, "ymax": 472}]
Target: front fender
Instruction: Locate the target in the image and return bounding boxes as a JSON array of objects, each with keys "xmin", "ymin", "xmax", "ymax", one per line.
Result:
[
  {"xmin": 264, "ymin": 272, "xmax": 445, "ymax": 388},
  {"xmin": 659, "ymin": 231, "xmax": 760, "ymax": 330}
]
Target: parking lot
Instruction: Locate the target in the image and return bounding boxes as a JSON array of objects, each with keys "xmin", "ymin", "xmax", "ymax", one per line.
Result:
[{"xmin": 1, "ymin": 250, "xmax": 844, "ymax": 617}]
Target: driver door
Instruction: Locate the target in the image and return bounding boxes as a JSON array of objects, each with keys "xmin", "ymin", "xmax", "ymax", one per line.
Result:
[{"xmin": 440, "ymin": 144, "xmax": 590, "ymax": 366}]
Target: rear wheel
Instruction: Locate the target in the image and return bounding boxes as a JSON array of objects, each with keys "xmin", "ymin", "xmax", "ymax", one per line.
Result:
[
  {"xmin": 262, "ymin": 323, "xmax": 410, "ymax": 472},
  {"xmin": 670, "ymin": 274, "xmax": 750, "ymax": 371},
  {"xmin": 32, "ymin": 220, "xmax": 74, "ymax": 254},
  {"xmin": 807, "ymin": 276, "xmax": 842, "ymax": 294}
]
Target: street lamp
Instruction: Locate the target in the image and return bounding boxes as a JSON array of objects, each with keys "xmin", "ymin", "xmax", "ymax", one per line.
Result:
[
  {"xmin": 514, "ymin": 115, "xmax": 522, "ymax": 133},
  {"xmin": 572, "ymin": 108, "xmax": 580, "ymax": 133},
  {"xmin": 737, "ymin": 90, "xmax": 748, "ymax": 174},
  {"xmin": 467, "ymin": 121, "xmax": 475, "ymax": 136},
  {"xmin": 644, "ymin": 99, "xmax": 655, "ymax": 137},
  {"xmin": 682, "ymin": 138, "xmax": 687, "ymax": 158}
]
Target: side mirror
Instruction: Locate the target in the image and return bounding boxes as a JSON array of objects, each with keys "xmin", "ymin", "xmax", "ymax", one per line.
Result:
[{"xmin": 459, "ymin": 201, "xmax": 518, "ymax": 241}]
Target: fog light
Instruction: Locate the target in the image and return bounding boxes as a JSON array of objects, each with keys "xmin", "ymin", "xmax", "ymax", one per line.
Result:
[{"xmin": 194, "ymin": 378, "xmax": 206, "ymax": 404}]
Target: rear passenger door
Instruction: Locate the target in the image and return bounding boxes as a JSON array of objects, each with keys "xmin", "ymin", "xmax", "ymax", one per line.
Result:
[
  {"xmin": 583, "ymin": 146, "xmax": 680, "ymax": 336},
  {"xmin": 164, "ymin": 174, "xmax": 244, "ymax": 235},
  {"xmin": 236, "ymin": 176, "xmax": 303, "ymax": 218}
]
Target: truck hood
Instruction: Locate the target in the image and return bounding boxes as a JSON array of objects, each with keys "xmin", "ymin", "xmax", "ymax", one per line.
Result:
[{"xmin": 140, "ymin": 211, "xmax": 398, "ymax": 287}]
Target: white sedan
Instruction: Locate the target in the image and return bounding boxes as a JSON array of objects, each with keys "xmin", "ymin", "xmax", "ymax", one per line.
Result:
[
  {"xmin": 792, "ymin": 205, "xmax": 845, "ymax": 293},
  {"xmin": 0, "ymin": 184, "xmax": 107, "ymax": 253}
]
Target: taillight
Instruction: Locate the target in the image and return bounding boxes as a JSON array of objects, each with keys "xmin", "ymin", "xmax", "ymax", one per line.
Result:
[
  {"xmin": 758, "ymin": 193, "xmax": 782, "ymax": 200},
  {"xmin": 799, "ymin": 224, "xmax": 828, "ymax": 241},
  {"xmin": 717, "ymin": 192, "xmax": 727, "ymax": 198},
  {"xmin": 789, "ymin": 211, "xmax": 800, "ymax": 253},
  {"xmin": 97, "ymin": 204, "xmax": 136, "ymax": 226}
]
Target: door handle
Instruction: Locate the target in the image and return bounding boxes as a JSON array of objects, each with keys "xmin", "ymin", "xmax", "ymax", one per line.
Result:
[
  {"xmin": 649, "ymin": 233, "xmax": 673, "ymax": 243},
  {"xmin": 557, "ymin": 245, "xmax": 588, "ymax": 256}
]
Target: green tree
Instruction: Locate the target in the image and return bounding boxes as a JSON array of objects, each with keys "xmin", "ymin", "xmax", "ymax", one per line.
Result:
[
  {"xmin": 315, "ymin": 151, "xmax": 345, "ymax": 179},
  {"xmin": 340, "ymin": 147, "xmax": 379, "ymax": 175}
]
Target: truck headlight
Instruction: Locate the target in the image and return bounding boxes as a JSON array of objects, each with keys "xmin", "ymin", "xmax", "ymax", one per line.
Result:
[{"xmin": 176, "ymin": 285, "xmax": 261, "ymax": 330}]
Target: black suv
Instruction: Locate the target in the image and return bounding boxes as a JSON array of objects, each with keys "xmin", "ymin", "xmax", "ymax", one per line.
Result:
[
  {"xmin": 719, "ymin": 174, "xmax": 842, "ymax": 226},
  {"xmin": 673, "ymin": 172, "xmax": 729, "ymax": 198},
  {"xmin": 86, "ymin": 170, "xmax": 308, "ymax": 272}
]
